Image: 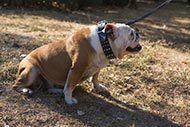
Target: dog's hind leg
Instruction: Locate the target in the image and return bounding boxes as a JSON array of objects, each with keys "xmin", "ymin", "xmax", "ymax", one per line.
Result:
[
  {"xmin": 13, "ymin": 61, "xmax": 39, "ymax": 95},
  {"xmin": 40, "ymin": 76, "xmax": 63, "ymax": 95},
  {"xmin": 46, "ymin": 81, "xmax": 63, "ymax": 95}
]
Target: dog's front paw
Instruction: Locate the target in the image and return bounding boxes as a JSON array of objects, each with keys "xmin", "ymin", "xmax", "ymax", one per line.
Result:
[
  {"xmin": 95, "ymin": 84, "xmax": 108, "ymax": 93},
  {"xmin": 65, "ymin": 97, "xmax": 78, "ymax": 105},
  {"xmin": 94, "ymin": 84, "xmax": 110, "ymax": 96}
]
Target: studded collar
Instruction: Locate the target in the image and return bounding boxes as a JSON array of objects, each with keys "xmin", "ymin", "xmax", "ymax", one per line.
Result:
[{"xmin": 97, "ymin": 20, "xmax": 116, "ymax": 59}]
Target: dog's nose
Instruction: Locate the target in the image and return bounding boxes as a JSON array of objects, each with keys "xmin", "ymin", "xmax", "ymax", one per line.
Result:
[
  {"xmin": 135, "ymin": 32, "xmax": 139, "ymax": 38},
  {"xmin": 135, "ymin": 32, "xmax": 139, "ymax": 42}
]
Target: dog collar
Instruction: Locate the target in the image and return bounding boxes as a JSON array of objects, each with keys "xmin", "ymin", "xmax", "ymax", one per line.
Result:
[{"xmin": 97, "ymin": 20, "xmax": 116, "ymax": 59}]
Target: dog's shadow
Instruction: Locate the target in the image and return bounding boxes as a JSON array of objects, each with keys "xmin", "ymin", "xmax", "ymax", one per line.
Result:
[{"xmin": 30, "ymin": 86, "xmax": 181, "ymax": 127}]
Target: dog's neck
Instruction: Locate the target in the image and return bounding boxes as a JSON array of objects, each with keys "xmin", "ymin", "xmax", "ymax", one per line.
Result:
[
  {"xmin": 97, "ymin": 22, "xmax": 116, "ymax": 59},
  {"xmin": 90, "ymin": 25, "xmax": 116, "ymax": 59},
  {"xmin": 89, "ymin": 25, "xmax": 103, "ymax": 55}
]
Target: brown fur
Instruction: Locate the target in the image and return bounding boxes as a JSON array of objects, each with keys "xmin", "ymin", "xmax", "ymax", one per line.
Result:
[
  {"xmin": 13, "ymin": 28, "xmax": 95, "ymax": 90},
  {"xmin": 13, "ymin": 23, "xmax": 141, "ymax": 104}
]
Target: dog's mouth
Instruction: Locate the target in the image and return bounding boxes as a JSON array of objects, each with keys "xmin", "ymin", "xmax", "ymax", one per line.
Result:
[{"xmin": 126, "ymin": 44, "xmax": 142, "ymax": 52}]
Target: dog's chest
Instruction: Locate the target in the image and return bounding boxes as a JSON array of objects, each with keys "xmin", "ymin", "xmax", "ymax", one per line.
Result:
[{"xmin": 81, "ymin": 56, "xmax": 108, "ymax": 81}]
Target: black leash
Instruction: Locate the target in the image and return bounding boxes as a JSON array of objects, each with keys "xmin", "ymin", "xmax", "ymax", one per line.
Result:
[
  {"xmin": 125, "ymin": 0, "xmax": 172, "ymax": 25},
  {"xmin": 96, "ymin": 0, "xmax": 172, "ymax": 59}
]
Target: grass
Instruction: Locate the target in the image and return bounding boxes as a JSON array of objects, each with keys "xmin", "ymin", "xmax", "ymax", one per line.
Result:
[{"xmin": 0, "ymin": 2, "xmax": 190, "ymax": 127}]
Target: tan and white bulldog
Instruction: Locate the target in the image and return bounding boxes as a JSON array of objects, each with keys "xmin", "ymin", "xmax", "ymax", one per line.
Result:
[{"xmin": 13, "ymin": 23, "xmax": 141, "ymax": 105}]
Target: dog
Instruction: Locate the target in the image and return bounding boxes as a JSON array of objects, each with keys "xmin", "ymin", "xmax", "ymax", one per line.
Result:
[{"xmin": 13, "ymin": 22, "xmax": 142, "ymax": 105}]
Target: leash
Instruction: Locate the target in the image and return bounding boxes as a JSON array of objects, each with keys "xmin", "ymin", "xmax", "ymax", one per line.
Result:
[
  {"xmin": 96, "ymin": 0, "xmax": 172, "ymax": 59},
  {"xmin": 125, "ymin": 0, "xmax": 172, "ymax": 25}
]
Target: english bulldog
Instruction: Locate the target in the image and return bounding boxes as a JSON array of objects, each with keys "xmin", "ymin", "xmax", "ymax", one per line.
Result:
[{"xmin": 13, "ymin": 21, "xmax": 142, "ymax": 105}]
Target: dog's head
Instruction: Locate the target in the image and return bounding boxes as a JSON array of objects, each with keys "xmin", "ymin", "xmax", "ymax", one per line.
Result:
[{"xmin": 105, "ymin": 23, "xmax": 142, "ymax": 59}]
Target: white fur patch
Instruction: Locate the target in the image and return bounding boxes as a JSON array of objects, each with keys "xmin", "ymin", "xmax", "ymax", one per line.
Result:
[{"xmin": 89, "ymin": 25, "xmax": 103, "ymax": 54}]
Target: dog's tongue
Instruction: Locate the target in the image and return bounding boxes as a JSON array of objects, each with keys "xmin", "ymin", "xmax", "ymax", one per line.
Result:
[{"xmin": 126, "ymin": 44, "xmax": 142, "ymax": 52}]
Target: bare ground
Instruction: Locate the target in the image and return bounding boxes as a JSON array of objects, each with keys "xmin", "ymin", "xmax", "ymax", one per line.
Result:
[{"xmin": 0, "ymin": 3, "xmax": 190, "ymax": 127}]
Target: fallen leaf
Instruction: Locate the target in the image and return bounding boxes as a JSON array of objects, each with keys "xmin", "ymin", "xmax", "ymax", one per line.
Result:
[{"xmin": 77, "ymin": 110, "xmax": 85, "ymax": 116}]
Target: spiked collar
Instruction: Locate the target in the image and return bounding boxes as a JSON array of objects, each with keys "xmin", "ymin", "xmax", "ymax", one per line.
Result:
[{"xmin": 97, "ymin": 20, "xmax": 116, "ymax": 59}]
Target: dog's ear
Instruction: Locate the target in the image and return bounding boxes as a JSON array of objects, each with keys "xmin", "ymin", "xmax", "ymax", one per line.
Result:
[{"xmin": 105, "ymin": 24, "xmax": 119, "ymax": 40}]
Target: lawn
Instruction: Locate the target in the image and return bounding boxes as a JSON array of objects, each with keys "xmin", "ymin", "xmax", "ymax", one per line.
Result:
[{"xmin": 0, "ymin": 2, "xmax": 190, "ymax": 127}]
